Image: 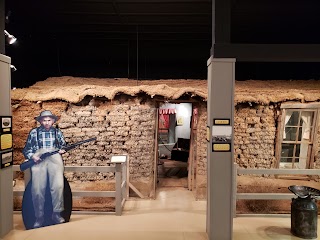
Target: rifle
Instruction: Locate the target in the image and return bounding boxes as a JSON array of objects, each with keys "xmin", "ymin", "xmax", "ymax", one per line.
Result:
[{"xmin": 20, "ymin": 137, "xmax": 97, "ymax": 171}]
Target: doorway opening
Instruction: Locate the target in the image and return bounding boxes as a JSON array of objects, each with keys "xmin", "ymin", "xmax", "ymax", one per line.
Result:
[{"xmin": 155, "ymin": 102, "xmax": 198, "ymax": 190}]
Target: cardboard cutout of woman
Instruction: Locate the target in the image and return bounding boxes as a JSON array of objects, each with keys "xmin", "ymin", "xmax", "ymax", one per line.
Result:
[{"xmin": 22, "ymin": 110, "xmax": 67, "ymax": 229}]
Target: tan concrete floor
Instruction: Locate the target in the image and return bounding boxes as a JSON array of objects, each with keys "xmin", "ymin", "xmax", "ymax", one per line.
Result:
[{"xmin": 3, "ymin": 187, "xmax": 319, "ymax": 240}]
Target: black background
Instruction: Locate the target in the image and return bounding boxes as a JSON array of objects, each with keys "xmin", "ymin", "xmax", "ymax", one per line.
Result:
[{"xmin": 5, "ymin": 0, "xmax": 320, "ymax": 88}]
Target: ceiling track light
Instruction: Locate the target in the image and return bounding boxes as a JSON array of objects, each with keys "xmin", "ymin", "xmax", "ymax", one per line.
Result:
[
  {"xmin": 4, "ymin": 30, "xmax": 17, "ymax": 44},
  {"xmin": 10, "ymin": 65, "xmax": 17, "ymax": 71}
]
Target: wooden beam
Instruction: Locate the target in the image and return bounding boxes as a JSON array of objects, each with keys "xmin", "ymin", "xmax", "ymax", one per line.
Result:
[
  {"xmin": 237, "ymin": 193, "xmax": 293, "ymax": 200},
  {"xmin": 129, "ymin": 182, "xmax": 144, "ymax": 199},
  {"xmin": 214, "ymin": 44, "xmax": 320, "ymax": 62},
  {"xmin": 72, "ymin": 190, "xmax": 115, "ymax": 197},
  {"xmin": 237, "ymin": 168, "xmax": 320, "ymax": 175},
  {"xmin": 280, "ymin": 102, "xmax": 320, "ymax": 109}
]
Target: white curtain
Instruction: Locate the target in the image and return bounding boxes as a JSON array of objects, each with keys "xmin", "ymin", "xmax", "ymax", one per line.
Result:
[
  {"xmin": 301, "ymin": 112, "xmax": 312, "ymax": 140},
  {"xmin": 283, "ymin": 110, "xmax": 293, "ymax": 139},
  {"xmin": 298, "ymin": 112, "xmax": 313, "ymax": 168}
]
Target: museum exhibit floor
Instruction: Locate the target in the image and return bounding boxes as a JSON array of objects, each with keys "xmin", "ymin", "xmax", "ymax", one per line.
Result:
[{"xmin": 3, "ymin": 187, "xmax": 319, "ymax": 240}]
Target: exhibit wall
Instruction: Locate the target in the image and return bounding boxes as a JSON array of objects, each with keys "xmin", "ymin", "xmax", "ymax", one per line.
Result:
[{"xmin": 10, "ymin": 77, "xmax": 320, "ymax": 204}]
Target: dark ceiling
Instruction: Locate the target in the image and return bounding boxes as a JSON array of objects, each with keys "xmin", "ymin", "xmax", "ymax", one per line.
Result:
[{"xmin": 5, "ymin": 0, "xmax": 320, "ymax": 88}]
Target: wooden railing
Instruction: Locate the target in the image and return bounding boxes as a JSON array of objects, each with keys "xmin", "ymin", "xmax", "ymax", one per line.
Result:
[
  {"xmin": 12, "ymin": 157, "xmax": 128, "ymax": 216},
  {"xmin": 233, "ymin": 163, "xmax": 320, "ymax": 217}
]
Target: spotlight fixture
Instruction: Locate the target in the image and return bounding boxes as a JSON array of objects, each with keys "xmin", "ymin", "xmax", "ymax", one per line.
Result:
[
  {"xmin": 10, "ymin": 65, "xmax": 17, "ymax": 71},
  {"xmin": 4, "ymin": 30, "xmax": 17, "ymax": 44}
]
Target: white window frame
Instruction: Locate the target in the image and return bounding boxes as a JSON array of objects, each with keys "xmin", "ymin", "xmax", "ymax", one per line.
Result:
[{"xmin": 276, "ymin": 103, "xmax": 319, "ymax": 169}]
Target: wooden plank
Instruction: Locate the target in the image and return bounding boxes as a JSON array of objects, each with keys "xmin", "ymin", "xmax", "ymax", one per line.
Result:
[
  {"xmin": 282, "ymin": 140, "xmax": 313, "ymax": 144},
  {"xmin": 115, "ymin": 164, "xmax": 122, "ymax": 216},
  {"xmin": 188, "ymin": 106, "xmax": 196, "ymax": 191},
  {"xmin": 280, "ymin": 102, "xmax": 320, "ymax": 109},
  {"xmin": 14, "ymin": 210, "xmax": 116, "ymax": 215},
  {"xmin": 64, "ymin": 166, "xmax": 115, "ymax": 172},
  {"xmin": 274, "ymin": 109, "xmax": 284, "ymax": 169},
  {"xmin": 126, "ymin": 156, "xmax": 129, "ymax": 200},
  {"xmin": 237, "ymin": 193, "xmax": 293, "ymax": 200},
  {"xmin": 121, "ymin": 198, "xmax": 126, "ymax": 208},
  {"xmin": 163, "ymin": 160, "xmax": 188, "ymax": 168},
  {"xmin": 113, "ymin": 155, "xmax": 129, "ymax": 199},
  {"xmin": 71, "ymin": 211, "xmax": 115, "ymax": 215},
  {"xmin": 72, "ymin": 190, "xmax": 115, "ymax": 197},
  {"xmin": 13, "ymin": 165, "xmax": 116, "ymax": 173},
  {"xmin": 122, "ymin": 181, "xmax": 126, "ymax": 200},
  {"xmin": 13, "ymin": 163, "xmax": 126, "ymax": 215},
  {"xmin": 188, "ymin": 142, "xmax": 192, "ymax": 190},
  {"xmin": 237, "ymin": 168, "xmax": 320, "ymax": 175},
  {"xmin": 153, "ymin": 107, "xmax": 159, "ymax": 199},
  {"xmin": 129, "ymin": 182, "xmax": 144, "ymax": 199},
  {"xmin": 309, "ymin": 110, "xmax": 319, "ymax": 169}
]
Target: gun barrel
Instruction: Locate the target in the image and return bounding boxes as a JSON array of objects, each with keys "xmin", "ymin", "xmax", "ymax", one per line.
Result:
[
  {"xmin": 19, "ymin": 137, "xmax": 96, "ymax": 171},
  {"xmin": 63, "ymin": 137, "xmax": 96, "ymax": 150}
]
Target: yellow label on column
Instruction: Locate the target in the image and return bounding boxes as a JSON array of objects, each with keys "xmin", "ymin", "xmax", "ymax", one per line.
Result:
[
  {"xmin": 1, "ymin": 134, "xmax": 13, "ymax": 150},
  {"xmin": 213, "ymin": 144, "xmax": 230, "ymax": 151},
  {"xmin": 214, "ymin": 119, "xmax": 230, "ymax": 125}
]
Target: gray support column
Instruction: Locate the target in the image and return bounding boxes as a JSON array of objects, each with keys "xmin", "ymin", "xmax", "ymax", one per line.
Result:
[
  {"xmin": 206, "ymin": 57, "xmax": 235, "ymax": 240},
  {"xmin": 0, "ymin": 54, "xmax": 13, "ymax": 237},
  {"xmin": 0, "ymin": 0, "xmax": 5, "ymax": 54}
]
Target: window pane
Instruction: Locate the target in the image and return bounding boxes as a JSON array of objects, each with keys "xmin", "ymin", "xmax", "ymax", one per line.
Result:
[
  {"xmin": 286, "ymin": 111, "xmax": 299, "ymax": 126},
  {"xmin": 297, "ymin": 127, "xmax": 302, "ymax": 141},
  {"xmin": 281, "ymin": 109, "xmax": 316, "ymax": 169},
  {"xmin": 281, "ymin": 144, "xmax": 294, "ymax": 157},
  {"xmin": 280, "ymin": 157, "xmax": 292, "ymax": 163},
  {"xmin": 295, "ymin": 144, "xmax": 301, "ymax": 157},
  {"xmin": 284, "ymin": 127, "xmax": 297, "ymax": 141}
]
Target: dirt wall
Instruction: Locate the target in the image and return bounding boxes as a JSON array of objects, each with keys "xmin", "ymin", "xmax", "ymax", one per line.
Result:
[
  {"xmin": 12, "ymin": 97, "xmax": 320, "ymax": 203},
  {"xmin": 13, "ymin": 96, "xmax": 157, "ymax": 198},
  {"xmin": 194, "ymin": 102, "xmax": 207, "ymax": 199},
  {"xmin": 194, "ymin": 102, "xmax": 320, "ymax": 200},
  {"xmin": 234, "ymin": 104, "xmax": 277, "ymax": 168}
]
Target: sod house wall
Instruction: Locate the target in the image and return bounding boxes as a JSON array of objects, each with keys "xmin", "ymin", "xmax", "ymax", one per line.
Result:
[
  {"xmin": 234, "ymin": 104, "xmax": 277, "ymax": 169},
  {"xmin": 12, "ymin": 99, "xmax": 320, "ymax": 202},
  {"xmin": 12, "ymin": 97, "xmax": 157, "ymax": 198},
  {"xmin": 11, "ymin": 79, "xmax": 320, "ymax": 205},
  {"xmin": 193, "ymin": 102, "xmax": 320, "ymax": 199},
  {"xmin": 194, "ymin": 103, "xmax": 278, "ymax": 199}
]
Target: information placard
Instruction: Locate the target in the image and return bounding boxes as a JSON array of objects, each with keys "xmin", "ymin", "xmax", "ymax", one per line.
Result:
[
  {"xmin": 0, "ymin": 149, "xmax": 13, "ymax": 168},
  {"xmin": 212, "ymin": 121, "xmax": 232, "ymax": 152},
  {"xmin": 0, "ymin": 116, "xmax": 12, "ymax": 151}
]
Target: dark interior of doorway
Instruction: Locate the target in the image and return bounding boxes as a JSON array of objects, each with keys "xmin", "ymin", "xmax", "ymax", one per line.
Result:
[{"xmin": 157, "ymin": 102, "xmax": 192, "ymax": 188}]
